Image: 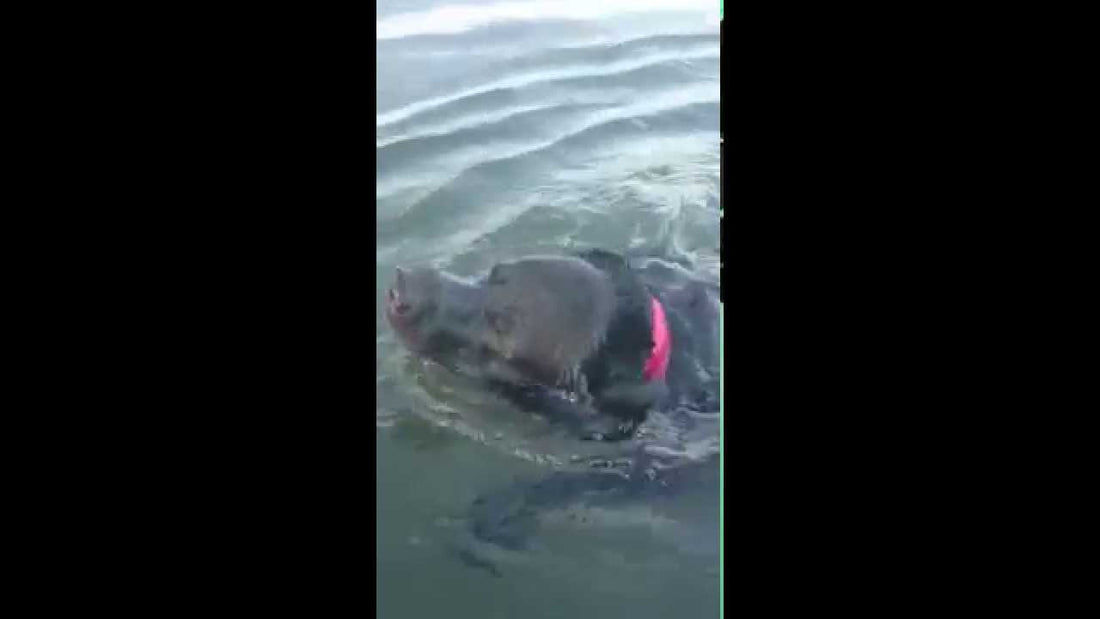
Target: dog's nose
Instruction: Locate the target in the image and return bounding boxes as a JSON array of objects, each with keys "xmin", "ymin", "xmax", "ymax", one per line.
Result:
[{"xmin": 389, "ymin": 268, "xmax": 410, "ymax": 313}]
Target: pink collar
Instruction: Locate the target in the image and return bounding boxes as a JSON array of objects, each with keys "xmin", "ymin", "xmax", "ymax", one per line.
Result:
[{"xmin": 643, "ymin": 297, "xmax": 671, "ymax": 382}]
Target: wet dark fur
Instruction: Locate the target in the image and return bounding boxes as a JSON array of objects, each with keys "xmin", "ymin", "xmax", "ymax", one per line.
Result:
[
  {"xmin": 386, "ymin": 249, "xmax": 721, "ymax": 569},
  {"xmin": 464, "ymin": 252, "xmax": 721, "ymax": 562},
  {"xmin": 483, "ymin": 249, "xmax": 667, "ymax": 440},
  {"xmin": 387, "ymin": 249, "xmax": 718, "ymax": 440}
]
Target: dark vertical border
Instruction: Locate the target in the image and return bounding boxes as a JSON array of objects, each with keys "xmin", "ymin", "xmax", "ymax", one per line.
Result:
[{"xmin": 66, "ymin": 6, "xmax": 381, "ymax": 613}]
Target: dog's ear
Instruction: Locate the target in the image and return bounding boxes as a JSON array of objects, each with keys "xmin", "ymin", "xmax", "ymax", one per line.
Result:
[{"xmin": 488, "ymin": 264, "xmax": 511, "ymax": 287}]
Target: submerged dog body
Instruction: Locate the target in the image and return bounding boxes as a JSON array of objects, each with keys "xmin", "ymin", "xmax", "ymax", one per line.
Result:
[{"xmin": 385, "ymin": 249, "xmax": 719, "ymax": 440}]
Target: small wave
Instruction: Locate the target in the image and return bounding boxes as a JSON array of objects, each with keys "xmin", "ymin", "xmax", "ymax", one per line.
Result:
[
  {"xmin": 377, "ymin": 0, "xmax": 719, "ymax": 41},
  {"xmin": 377, "ymin": 47, "xmax": 717, "ymax": 127},
  {"xmin": 377, "ymin": 103, "xmax": 551, "ymax": 148},
  {"xmin": 377, "ymin": 81, "xmax": 717, "ymax": 202},
  {"xmin": 377, "ymin": 56, "xmax": 717, "ymax": 146},
  {"xmin": 377, "ymin": 99, "xmax": 717, "ymax": 246},
  {"xmin": 469, "ymin": 32, "xmax": 718, "ymax": 79},
  {"xmin": 377, "ymin": 102, "xmax": 607, "ymax": 179}
]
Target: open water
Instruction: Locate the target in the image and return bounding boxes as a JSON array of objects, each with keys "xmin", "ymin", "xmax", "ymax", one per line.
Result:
[{"xmin": 377, "ymin": 1, "xmax": 721, "ymax": 616}]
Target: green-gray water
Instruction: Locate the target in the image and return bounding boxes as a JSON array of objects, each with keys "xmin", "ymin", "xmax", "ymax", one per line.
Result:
[{"xmin": 377, "ymin": 2, "xmax": 720, "ymax": 616}]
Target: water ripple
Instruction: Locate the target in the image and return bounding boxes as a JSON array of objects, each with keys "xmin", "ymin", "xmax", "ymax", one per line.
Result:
[
  {"xmin": 378, "ymin": 100, "xmax": 717, "ymax": 243},
  {"xmin": 377, "ymin": 0, "xmax": 719, "ymax": 40},
  {"xmin": 378, "ymin": 55, "xmax": 718, "ymax": 145},
  {"xmin": 377, "ymin": 47, "xmax": 717, "ymax": 128}
]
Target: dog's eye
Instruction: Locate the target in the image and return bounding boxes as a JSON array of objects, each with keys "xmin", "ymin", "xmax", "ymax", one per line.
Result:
[
  {"xmin": 485, "ymin": 310, "xmax": 502, "ymax": 332},
  {"xmin": 485, "ymin": 308, "xmax": 513, "ymax": 334}
]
